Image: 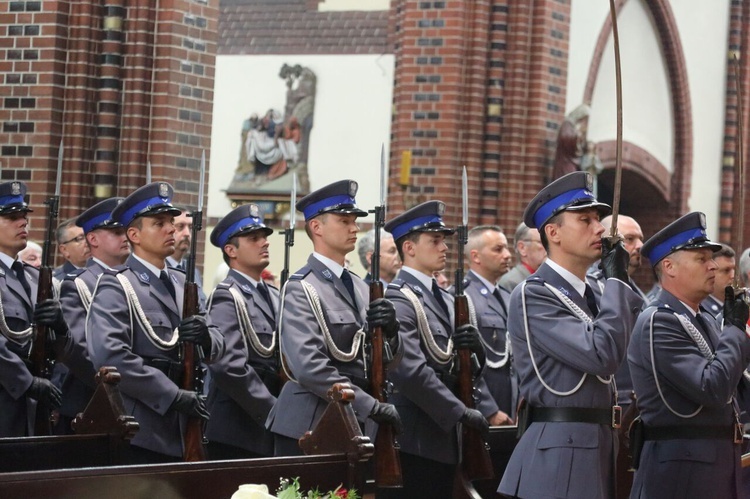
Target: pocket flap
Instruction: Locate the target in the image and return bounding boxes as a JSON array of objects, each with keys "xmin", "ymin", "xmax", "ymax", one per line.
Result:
[{"xmin": 655, "ymin": 440, "xmax": 716, "ymax": 463}]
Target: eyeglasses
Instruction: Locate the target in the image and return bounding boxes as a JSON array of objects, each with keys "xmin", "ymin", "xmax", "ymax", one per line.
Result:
[{"xmin": 60, "ymin": 235, "xmax": 86, "ymax": 245}]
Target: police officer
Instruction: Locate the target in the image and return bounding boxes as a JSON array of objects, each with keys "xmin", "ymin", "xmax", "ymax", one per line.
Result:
[
  {"xmin": 498, "ymin": 171, "xmax": 642, "ymax": 499},
  {"xmin": 205, "ymin": 204, "xmax": 278, "ymax": 459},
  {"xmin": 628, "ymin": 212, "xmax": 750, "ymax": 498},
  {"xmin": 383, "ymin": 202, "xmax": 503, "ymax": 499},
  {"xmin": 0, "ymin": 181, "xmax": 64, "ymax": 436},
  {"xmin": 585, "ymin": 214, "xmax": 646, "ymax": 413},
  {"xmin": 461, "ymin": 225, "xmax": 515, "ymax": 422},
  {"xmin": 86, "ymin": 182, "xmax": 224, "ymax": 463},
  {"xmin": 55, "ymin": 197, "xmax": 129, "ymax": 434},
  {"xmin": 701, "ymin": 243, "xmax": 736, "ymax": 319},
  {"xmin": 267, "ymin": 179, "xmax": 402, "ymax": 457}
]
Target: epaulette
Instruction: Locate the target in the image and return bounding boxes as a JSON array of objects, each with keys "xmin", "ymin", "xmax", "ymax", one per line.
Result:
[
  {"xmin": 587, "ymin": 269, "xmax": 605, "ymax": 280},
  {"xmin": 387, "ymin": 278, "xmax": 405, "ymax": 290},
  {"xmin": 266, "ymin": 282, "xmax": 279, "ymax": 291},
  {"xmin": 216, "ymin": 281, "xmax": 231, "ymax": 290},
  {"xmin": 289, "ymin": 265, "xmax": 311, "ymax": 281},
  {"xmin": 62, "ymin": 268, "xmax": 87, "ymax": 281},
  {"xmin": 102, "ymin": 265, "xmax": 127, "ymax": 276},
  {"xmin": 348, "ymin": 269, "xmax": 360, "ymax": 279},
  {"xmin": 170, "ymin": 265, "xmax": 187, "ymax": 275},
  {"xmin": 526, "ymin": 275, "xmax": 545, "ymax": 286}
]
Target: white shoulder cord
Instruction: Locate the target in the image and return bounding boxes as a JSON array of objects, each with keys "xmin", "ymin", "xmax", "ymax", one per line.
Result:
[
  {"xmin": 276, "ymin": 280, "xmax": 297, "ymax": 383},
  {"xmin": 115, "ymin": 274, "xmax": 179, "ymax": 350},
  {"xmin": 299, "ymin": 281, "xmax": 365, "ymax": 363},
  {"xmin": 649, "ymin": 310, "xmax": 728, "ymax": 419},
  {"xmin": 466, "ymin": 293, "xmax": 510, "ymax": 369},
  {"xmin": 86, "ymin": 273, "xmax": 134, "ymax": 349},
  {"xmin": 0, "ymin": 291, "xmax": 33, "ymax": 342},
  {"xmin": 74, "ymin": 277, "xmax": 93, "ymax": 312},
  {"xmin": 520, "ymin": 281, "xmax": 612, "ymax": 397},
  {"xmin": 400, "ymin": 287, "xmax": 453, "ymax": 365},
  {"xmin": 227, "ymin": 286, "xmax": 276, "ymax": 358}
]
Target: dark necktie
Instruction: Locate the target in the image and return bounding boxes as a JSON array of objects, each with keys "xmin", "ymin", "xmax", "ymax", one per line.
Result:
[
  {"xmin": 493, "ymin": 287, "xmax": 508, "ymax": 315},
  {"xmin": 11, "ymin": 261, "xmax": 31, "ymax": 299},
  {"xmin": 256, "ymin": 282, "xmax": 275, "ymax": 318},
  {"xmin": 432, "ymin": 279, "xmax": 450, "ymax": 317},
  {"xmin": 584, "ymin": 284, "xmax": 599, "ymax": 316},
  {"xmin": 160, "ymin": 270, "xmax": 176, "ymax": 302},
  {"xmin": 340, "ymin": 270, "xmax": 357, "ymax": 304},
  {"xmin": 695, "ymin": 313, "xmax": 716, "ymax": 349}
]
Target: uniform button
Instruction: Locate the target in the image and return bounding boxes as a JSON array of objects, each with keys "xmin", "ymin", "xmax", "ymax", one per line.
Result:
[{"xmin": 567, "ymin": 436, "xmax": 573, "ymax": 444}]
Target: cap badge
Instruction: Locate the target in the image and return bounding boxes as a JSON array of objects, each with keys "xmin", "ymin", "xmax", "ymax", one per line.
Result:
[
  {"xmin": 158, "ymin": 183, "xmax": 169, "ymax": 198},
  {"xmin": 699, "ymin": 212, "xmax": 706, "ymax": 228},
  {"xmin": 249, "ymin": 204, "xmax": 260, "ymax": 218},
  {"xmin": 585, "ymin": 173, "xmax": 594, "ymax": 191},
  {"xmin": 437, "ymin": 202, "xmax": 445, "ymax": 216},
  {"xmin": 10, "ymin": 182, "xmax": 21, "ymax": 195},
  {"xmin": 348, "ymin": 181, "xmax": 358, "ymax": 197}
]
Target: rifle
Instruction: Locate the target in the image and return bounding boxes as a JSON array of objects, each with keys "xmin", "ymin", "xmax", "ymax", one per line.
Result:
[
  {"xmin": 277, "ymin": 172, "xmax": 297, "ymax": 387},
  {"xmin": 368, "ymin": 144, "xmax": 403, "ymax": 488},
  {"xmin": 29, "ymin": 141, "xmax": 63, "ymax": 436},
  {"xmin": 453, "ymin": 167, "xmax": 494, "ymax": 497},
  {"xmin": 180, "ymin": 151, "xmax": 207, "ymax": 461}
]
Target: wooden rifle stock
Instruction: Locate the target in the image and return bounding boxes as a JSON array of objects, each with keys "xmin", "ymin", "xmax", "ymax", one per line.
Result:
[
  {"xmin": 369, "ymin": 280, "xmax": 403, "ymax": 487},
  {"xmin": 30, "ymin": 265, "xmax": 54, "ymax": 436},
  {"xmin": 181, "ymin": 280, "xmax": 207, "ymax": 462},
  {"xmin": 454, "ymin": 294, "xmax": 494, "ymax": 482}
]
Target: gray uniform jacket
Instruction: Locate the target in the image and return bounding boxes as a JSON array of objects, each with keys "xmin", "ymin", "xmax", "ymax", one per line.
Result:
[
  {"xmin": 86, "ymin": 255, "xmax": 224, "ymax": 457},
  {"xmin": 463, "ymin": 270, "xmax": 517, "ymax": 417},
  {"xmin": 499, "ymin": 262, "xmax": 642, "ymax": 499},
  {"xmin": 206, "ymin": 269, "xmax": 278, "ymax": 456},
  {"xmin": 700, "ymin": 294, "xmax": 723, "ymax": 319},
  {"xmin": 0, "ymin": 260, "xmax": 38, "ymax": 436},
  {"xmin": 587, "ymin": 268, "xmax": 647, "ymax": 408},
  {"xmin": 498, "ymin": 263, "xmax": 531, "ymax": 292},
  {"xmin": 53, "ymin": 261, "xmax": 77, "ymax": 281},
  {"xmin": 385, "ymin": 270, "xmax": 499, "ymax": 465},
  {"xmin": 57, "ymin": 259, "xmax": 107, "ymax": 419},
  {"xmin": 628, "ymin": 289, "xmax": 750, "ymax": 499},
  {"xmin": 267, "ymin": 255, "xmax": 400, "ymax": 441}
]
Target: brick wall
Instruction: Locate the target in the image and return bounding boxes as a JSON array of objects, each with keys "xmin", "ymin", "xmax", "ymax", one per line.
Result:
[
  {"xmin": 0, "ymin": 0, "xmax": 218, "ymax": 263},
  {"xmin": 720, "ymin": 0, "xmax": 750, "ymax": 248},
  {"xmin": 389, "ymin": 0, "xmax": 571, "ymax": 274}
]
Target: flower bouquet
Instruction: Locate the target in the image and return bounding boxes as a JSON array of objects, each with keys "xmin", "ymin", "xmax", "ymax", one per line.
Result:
[{"xmin": 230, "ymin": 478, "xmax": 360, "ymax": 499}]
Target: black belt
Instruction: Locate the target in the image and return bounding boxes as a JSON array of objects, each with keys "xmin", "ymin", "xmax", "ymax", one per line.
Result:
[
  {"xmin": 145, "ymin": 357, "xmax": 183, "ymax": 385},
  {"xmin": 530, "ymin": 406, "xmax": 622, "ymax": 428},
  {"xmin": 643, "ymin": 424, "xmax": 741, "ymax": 442}
]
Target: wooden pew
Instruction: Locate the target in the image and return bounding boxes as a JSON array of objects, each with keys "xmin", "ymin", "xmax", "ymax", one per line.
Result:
[
  {"xmin": 0, "ymin": 366, "xmax": 138, "ymax": 471},
  {"xmin": 473, "ymin": 425, "xmax": 519, "ymax": 499},
  {"xmin": 0, "ymin": 454, "xmax": 359, "ymax": 499},
  {"xmin": 0, "ymin": 383, "xmax": 373, "ymax": 498}
]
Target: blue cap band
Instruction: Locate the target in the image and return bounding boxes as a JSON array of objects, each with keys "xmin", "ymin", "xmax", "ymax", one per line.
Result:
[
  {"xmin": 646, "ymin": 227, "xmax": 708, "ymax": 264},
  {"xmin": 533, "ymin": 188, "xmax": 596, "ymax": 228},
  {"xmin": 217, "ymin": 217, "xmax": 264, "ymax": 247},
  {"xmin": 303, "ymin": 194, "xmax": 356, "ymax": 220},
  {"xmin": 390, "ymin": 214, "xmax": 442, "ymax": 240},
  {"xmin": 0, "ymin": 194, "xmax": 25, "ymax": 208},
  {"xmin": 119, "ymin": 196, "xmax": 170, "ymax": 226},
  {"xmin": 81, "ymin": 212, "xmax": 114, "ymax": 234}
]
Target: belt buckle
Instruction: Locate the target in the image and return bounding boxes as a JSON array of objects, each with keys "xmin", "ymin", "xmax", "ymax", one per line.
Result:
[
  {"xmin": 612, "ymin": 405, "xmax": 622, "ymax": 429},
  {"xmin": 734, "ymin": 422, "xmax": 744, "ymax": 444}
]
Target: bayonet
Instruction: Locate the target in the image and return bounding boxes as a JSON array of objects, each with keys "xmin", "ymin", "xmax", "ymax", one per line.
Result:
[
  {"xmin": 146, "ymin": 161, "xmax": 152, "ymax": 184},
  {"xmin": 279, "ymin": 172, "xmax": 297, "ymax": 288},
  {"xmin": 733, "ymin": 54, "xmax": 745, "ymax": 288}
]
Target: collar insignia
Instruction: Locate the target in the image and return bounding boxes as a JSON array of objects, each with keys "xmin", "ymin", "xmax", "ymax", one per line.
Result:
[
  {"xmin": 138, "ymin": 272, "xmax": 150, "ymax": 283},
  {"xmin": 322, "ymin": 269, "xmax": 332, "ymax": 280}
]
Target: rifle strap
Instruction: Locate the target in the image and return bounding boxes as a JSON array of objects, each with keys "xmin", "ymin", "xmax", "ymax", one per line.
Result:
[
  {"xmin": 0, "ymin": 292, "xmax": 33, "ymax": 343},
  {"xmin": 465, "ymin": 294, "xmax": 511, "ymax": 369},
  {"xmin": 399, "ymin": 287, "xmax": 453, "ymax": 365},
  {"xmin": 114, "ymin": 273, "xmax": 179, "ymax": 351},
  {"xmin": 519, "ymin": 281, "xmax": 612, "ymax": 398}
]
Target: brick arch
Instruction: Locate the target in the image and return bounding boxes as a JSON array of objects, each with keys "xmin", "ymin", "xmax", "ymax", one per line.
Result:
[{"xmin": 583, "ymin": 0, "xmax": 692, "ymax": 219}]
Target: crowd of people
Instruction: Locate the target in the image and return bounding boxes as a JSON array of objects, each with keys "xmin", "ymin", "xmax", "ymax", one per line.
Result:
[{"xmin": 0, "ymin": 171, "xmax": 749, "ymax": 498}]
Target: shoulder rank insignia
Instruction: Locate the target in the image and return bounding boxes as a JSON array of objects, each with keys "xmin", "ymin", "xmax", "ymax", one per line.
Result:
[{"xmin": 0, "ymin": 268, "xmax": 5, "ymax": 277}]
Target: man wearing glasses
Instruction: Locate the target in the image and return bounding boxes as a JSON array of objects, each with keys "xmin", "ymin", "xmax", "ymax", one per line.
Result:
[
  {"xmin": 53, "ymin": 218, "xmax": 90, "ymax": 280},
  {"xmin": 498, "ymin": 222, "xmax": 547, "ymax": 292}
]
